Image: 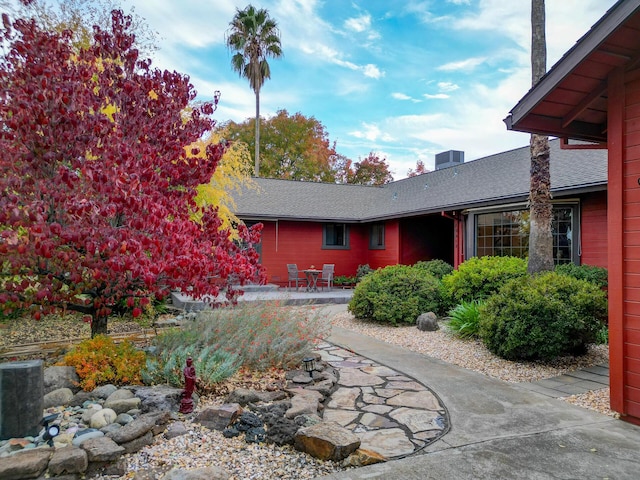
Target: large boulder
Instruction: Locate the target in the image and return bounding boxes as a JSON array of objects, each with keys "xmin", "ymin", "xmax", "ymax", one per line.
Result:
[
  {"xmin": 44, "ymin": 387, "xmax": 74, "ymax": 408},
  {"xmin": 294, "ymin": 421, "xmax": 361, "ymax": 461},
  {"xmin": 47, "ymin": 446, "xmax": 88, "ymax": 475},
  {"xmin": 416, "ymin": 312, "xmax": 439, "ymax": 331},
  {"xmin": 127, "ymin": 385, "xmax": 184, "ymax": 413}
]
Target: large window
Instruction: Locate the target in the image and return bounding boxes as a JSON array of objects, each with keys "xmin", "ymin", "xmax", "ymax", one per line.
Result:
[
  {"xmin": 323, "ymin": 223, "xmax": 349, "ymax": 249},
  {"xmin": 369, "ymin": 223, "xmax": 385, "ymax": 249},
  {"xmin": 474, "ymin": 204, "xmax": 577, "ymax": 265}
]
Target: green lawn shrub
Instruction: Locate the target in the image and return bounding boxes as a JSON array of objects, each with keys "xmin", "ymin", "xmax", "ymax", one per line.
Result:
[
  {"xmin": 479, "ymin": 272, "xmax": 608, "ymax": 361},
  {"xmin": 348, "ymin": 264, "xmax": 442, "ymax": 325},
  {"xmin": 555, "ymin": 263, "xmax": 608, "ymax": 289},
  {"xmin": 441, "ymin": 256, "xmax": 528, "ymax": 309},
  {"xmin": 446, "ymin": 300, "xmax": 483, "ymax": 339},
  {"xmin": 414, "ymin": 259, "xmax": 454, "ymax": 280}
]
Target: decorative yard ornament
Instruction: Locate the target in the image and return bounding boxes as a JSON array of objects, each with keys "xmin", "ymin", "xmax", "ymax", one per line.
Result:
[{"xmin": 179, "ymin": 357, "xmax": 197, "ymax": 414}]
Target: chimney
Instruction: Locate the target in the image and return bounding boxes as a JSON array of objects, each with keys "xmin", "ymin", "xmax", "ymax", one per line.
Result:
[{"xmin": 435, "ymin": 150, "xmax": 464, "ymax": 170}]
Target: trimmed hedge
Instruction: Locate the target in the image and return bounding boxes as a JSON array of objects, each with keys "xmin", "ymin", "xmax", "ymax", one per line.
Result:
[
  {"xmin": 441, "ymin": 256, "xmax": 528, "ymax": 307},
  {"xmin": 479, "ymin": 272, "xmax": 608, "ymax": 361},
  {"xmin": 555, "ymin": 263, "xmax": 608, "ymax": 289},
  {"xmin": 348, "ymin": 264, "xmax": 442, "ymax": 325},
  {"xmin": 414, "ymin": 259, "xmax": 454, "ymax": 280}
]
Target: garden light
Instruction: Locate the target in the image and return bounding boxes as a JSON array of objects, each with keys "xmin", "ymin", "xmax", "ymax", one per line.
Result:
[{"xmin": 302, "ymin": 357, "xmax": 315, "ymax": 378}]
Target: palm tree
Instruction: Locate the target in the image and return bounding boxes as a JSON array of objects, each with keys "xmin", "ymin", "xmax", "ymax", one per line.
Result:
[
  {"xmin": 527, "ymin": 0, "xmax": 554, "ymax": 274},
  {"xmin": 226, "ymin": 5, "xmax": 282, "ymax": 177}
]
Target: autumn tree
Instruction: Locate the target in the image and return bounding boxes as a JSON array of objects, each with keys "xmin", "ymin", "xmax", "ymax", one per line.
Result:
[
  {"xmin": 528, "ymin": 0, "xmax": 553, "ymax": 273},
  {"xmin": 193, "ymin": 125, "xmax": 258, "ymax": 236},
  {"xmin": 226, "ymin": 4, "xmax": 282, "ymax": 177},
  {"xmin": 224, "ymin": 109, "xmax": 339, "ymax": 182},
  {"xmin": 347, "ymin": 152, "xmax": 394, "ymax": 186},
  {"xmin": 7, "ymin": 0, "xmax": 158, "ymax": 55},
  {"xmin": 0, "ymin": 11, "xmax": 264, "ymax": 336},
  {"xmin": 407, "ymin": 160, "xmax": 429, "ymax": 177}
]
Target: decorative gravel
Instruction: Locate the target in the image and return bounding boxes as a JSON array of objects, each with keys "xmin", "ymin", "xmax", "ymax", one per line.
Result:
[{"xmin": 331, "ymin": 311, "xmax": 615, "ymax": 417}]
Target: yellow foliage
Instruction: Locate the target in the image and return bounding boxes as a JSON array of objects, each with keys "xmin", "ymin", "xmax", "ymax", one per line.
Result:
[{"xmin": 191, "ymin": 127, "xmax": 258, "ymax": 238}]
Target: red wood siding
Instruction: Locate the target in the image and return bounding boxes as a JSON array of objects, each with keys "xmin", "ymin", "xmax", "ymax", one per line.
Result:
[
  {"xmin": 366, "ymin": 220, "xmax": 401, "ymax": 269},
  {"xmin": 609, "ymin": 66, "xmax": 640, "ymax": 422},
  {"xmin": 579, "ymin": 190, "xmax": 608, "ymax": 268},
  {"xmin": 256, "ymin": 220, "xmax": 397, "ymax": 286}
]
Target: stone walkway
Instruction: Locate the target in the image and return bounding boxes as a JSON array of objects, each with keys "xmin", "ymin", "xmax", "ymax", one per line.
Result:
[
  {"xmin": 522, "ymin": 362, "xmax": 609, "ymax": 398},
  {"xmin": 315, "ymin": 341, "xmax": 449, "ymax": 460}
]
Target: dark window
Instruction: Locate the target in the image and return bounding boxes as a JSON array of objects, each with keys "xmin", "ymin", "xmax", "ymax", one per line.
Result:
[
  {"xmin": 323, "ymin": 223, "xmax": 349, "ymax": 249},
  {"xmin": 369, "ymin": 223, "xmax": 385, "ymax": 249}
]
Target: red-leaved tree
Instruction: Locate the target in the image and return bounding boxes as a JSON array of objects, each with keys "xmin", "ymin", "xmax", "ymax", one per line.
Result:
[{"xmin": 0, "ymin": 10, "xmax": 265, "ymax": 336}]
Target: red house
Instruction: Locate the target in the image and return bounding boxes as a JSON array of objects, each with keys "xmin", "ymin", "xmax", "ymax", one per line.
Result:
[
  {"xmin": 234, "ymin": 138, "xmax": 607, "ymax": 286},
  {"xmin": 504, "ymin": 0, "xmax": 640, "ymax": 423}
]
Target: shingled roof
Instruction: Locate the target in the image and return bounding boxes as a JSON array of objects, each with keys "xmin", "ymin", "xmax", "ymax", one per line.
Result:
[{"xmin": 233, "ymin": 138, "xmax": 607, "ymax": 223}]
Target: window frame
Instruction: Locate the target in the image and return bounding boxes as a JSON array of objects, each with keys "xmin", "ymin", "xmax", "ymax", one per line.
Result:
[
  {"xmin": 322, "ymin": 223, "xmax": 350, "ymax": 250},
  {"xmin": 369, "ymin": 222, "xmax": 385, "ymax": 250},
  {"xmin": 468, "ymin": 201, "xmax": 580, "ymax": 265}
]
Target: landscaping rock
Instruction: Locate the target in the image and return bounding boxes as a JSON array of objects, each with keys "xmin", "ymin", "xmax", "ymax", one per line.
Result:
[
  {"xmin": 47, "ymin": 446, "xmax": 88, "ymax": 475},
  {"xmin": 0, "ymin": 447, "xmax": 52, "ymax": 480},
  {"xmin": 81, "ymin": 404, "xmax": 103, "ymax": 423},
  {"xmin": 80, "ymin": 436, "xmax": 125, "ymax": 462},
  {"xmin": 105, "ymin": 412, "xmax": 158, "ymax": 444},
  {"xmin": 120, "ymin": 430, "xmax": 153, "ymax": 454},
  {"xmin": 43, "ymin": 366, "xmax": 80, "ymax": 395},
  {"xmin": 44, "ymin": 387, "xmax": 74, "ymax": 408},
  {"xmin": 128, "ymin": 385, "xmax": 184, "ymax": 412},
  {"xmin": 165, "ymin": 421, "xmax": 188, "ymax": 440},
  {"xmin": 416, "ymin": 312, "xmax": 439, "ymax": 331},
  {"xmin": 194, "ymin": 404, "xmax": 242, "ymax": 431},
  {"xmin": 71, "ymin": 428, "xmax": 104, "ymax": 446},
  {"xmin": 92, "ymin": 384, "xmax": 119, "ymax": 399},
  {"xmin": 104, "ymin": 397, "xmax": 141, "ymax": 414},
  {"xmin": 90, "ymin": 408, "xmax": 117, "ymax": 429},
  {"xmin": 294, "ymin": 421, "xmax": 361, "ymax": 461},
  {"xmin": 341, "ymin": 448, "xmax": 386, "ymax": 467}
]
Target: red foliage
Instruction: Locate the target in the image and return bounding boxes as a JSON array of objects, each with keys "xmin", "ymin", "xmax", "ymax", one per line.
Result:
[{"xmin": 0, "ymin": 11, "xmax": 265, "ymax": 335}]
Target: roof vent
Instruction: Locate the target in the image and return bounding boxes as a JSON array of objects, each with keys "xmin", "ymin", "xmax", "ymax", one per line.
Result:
[{"xmin": 435, "ymin": 150, "xmax": 464, "ymax": 171}]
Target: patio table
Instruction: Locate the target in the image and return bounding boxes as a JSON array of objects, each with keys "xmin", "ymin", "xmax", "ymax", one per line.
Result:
[{"xmin": 303, "ymin": 269, "xmax": 322, "ymax": 292}]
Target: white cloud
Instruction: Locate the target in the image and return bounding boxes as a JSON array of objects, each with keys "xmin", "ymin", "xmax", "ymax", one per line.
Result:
[
  {"xmin": 363, "ymin": 64, "xmax": 384, "ymax": 79},
  {"xmin": 344, "ymin": 14, "xmax": 371, "ymax": 33},
  {"xmin": 424, "ymin": 93, "xmax": 449, "ymax": 99},
  {"xmin": 392, "ymin": 92, "xmax": 411, "ymax": 100},
  {"xmin": 437, "ymin": 81, "xmax": 460, "ymax": 92},
  {"xmin": 437, "ymin": 57, "xmax": 486, "ymax": 72}
]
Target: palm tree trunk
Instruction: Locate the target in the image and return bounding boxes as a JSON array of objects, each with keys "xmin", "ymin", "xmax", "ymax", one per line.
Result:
[
  {"xmin": 255, "ymin": 89, "xmax": 260, "ymax": 176},
  {"xmin": 528, "ymin": 0, "xmax": 554, "ymax": 274}
]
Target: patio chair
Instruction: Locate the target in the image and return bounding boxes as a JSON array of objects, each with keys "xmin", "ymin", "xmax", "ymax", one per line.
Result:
[
  {"xmin": 318, "ymin": 264, "xmax": 334, "ymax": 291},
  {"xmin": 287, "ymin": 264, "xmax": 306, "ymax": 291}
]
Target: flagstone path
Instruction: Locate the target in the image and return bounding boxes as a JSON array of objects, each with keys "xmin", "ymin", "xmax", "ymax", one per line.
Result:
[{"xmin": 315, "ymin": 341, "xmax": 449, "ymax": 459}]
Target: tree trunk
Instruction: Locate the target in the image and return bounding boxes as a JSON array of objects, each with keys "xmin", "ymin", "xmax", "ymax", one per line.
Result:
[
  {"xmin": 528, "ymin": 0, "xmax": 554, "ymax": 274},
  {"xmin": 255, "ymin": 89, "xmax": 260, "ymax": 176},
  {"xmin": 91, "ymin": 312, "xmax": 108, "ymax": 337}
]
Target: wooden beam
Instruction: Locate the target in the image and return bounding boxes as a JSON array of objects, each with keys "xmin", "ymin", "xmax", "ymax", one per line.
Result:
[{"xmin": 561, "ymin": 80, "xmax": 608, "ymax": 128}]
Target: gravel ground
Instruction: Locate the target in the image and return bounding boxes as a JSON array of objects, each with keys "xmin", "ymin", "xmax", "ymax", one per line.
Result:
[{"xmin": 331, "ymin": 311, "xmax": 616, "ymax": 417}]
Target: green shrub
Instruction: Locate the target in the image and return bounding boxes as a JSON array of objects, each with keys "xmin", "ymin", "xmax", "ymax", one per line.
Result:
[
  {"xmin": 441, "ymin": 256, "xmax": 528, "ymax": 307},
  {"xmin": 414, "ymin": 259, "xmax": 454, "ymax": 280},
  {"xmin": 479, "ymin": 272, "xmax": 608, "ymax": 361},
  {"xmin": 446, "ymin": 300, "xmax": 483, "ymax": 339},
  {"xmin": 348, "ymin": 264, "xmax": 442, "ymax": 325},
  {"xmin": 555, "ymin": 263, "xmax": 608, "ymax": 289}
]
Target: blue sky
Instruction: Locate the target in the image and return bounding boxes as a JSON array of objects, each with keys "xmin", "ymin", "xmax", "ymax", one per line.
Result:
[{"xmin": 124, "ymin": 1, "xmax": 616, "ymax": 178}]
